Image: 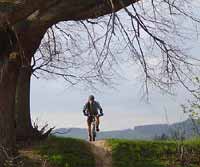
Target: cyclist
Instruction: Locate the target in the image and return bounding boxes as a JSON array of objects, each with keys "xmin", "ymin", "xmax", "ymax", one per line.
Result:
[{"xmin": 83, "ymin": 95, "xmax": 104, "ymax": 141}]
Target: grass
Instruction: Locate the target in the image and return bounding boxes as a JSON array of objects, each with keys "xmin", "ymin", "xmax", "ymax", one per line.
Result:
[
  {"xmin": 19, "ymin": 136, "xmax": 200, "ymax": 167},
  {"xmin": 108, "ymin": 138, "xmax": 200, "ymax": 167},
  {"xmin": 35, "ymin": 136, "xmax": 95, "ymax": 167}
]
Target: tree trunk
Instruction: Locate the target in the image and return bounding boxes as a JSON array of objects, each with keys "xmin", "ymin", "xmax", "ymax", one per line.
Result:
[
  {"xmin": 14, "ymin": 22, "xmax": 50, "ymax": 142},
  {"xmin": 15, "ymin": 66, "xmax": 33, "ymax": 141},
  {"xmin": 15, "ymin": 66, "xmax": 55, "ymax": 141},
  {"xmin": 0, "ymin": 17, "xmax": 48, "ymax": 165},
  {"xmin": 0, "ymin": 61, "xmax": 19, "ymax": 166}
]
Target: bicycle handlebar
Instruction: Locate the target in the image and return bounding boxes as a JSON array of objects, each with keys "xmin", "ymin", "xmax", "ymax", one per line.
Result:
[{"xmin": 84, "ymin": 113, "xmax": 104, "ymax": 117}]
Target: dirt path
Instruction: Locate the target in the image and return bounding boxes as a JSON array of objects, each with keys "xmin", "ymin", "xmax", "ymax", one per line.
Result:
[{"xmin": 89, "ymin": 140, "xmax": 112, "ymax": 167}]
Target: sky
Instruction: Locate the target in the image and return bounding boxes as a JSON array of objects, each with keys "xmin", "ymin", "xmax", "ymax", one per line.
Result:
[
  {"xmin": 30, "ymin": 66, "xmax": 190, "ymax": 131},
  {"xmin": 30, "ymin": 2, "xmax": 200, "ymax": 132}
]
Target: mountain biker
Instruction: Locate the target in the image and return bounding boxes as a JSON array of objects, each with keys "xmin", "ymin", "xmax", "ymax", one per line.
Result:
[{"xmin": 83, "ymin": 95, "xmax": 104, "ymax": 141}]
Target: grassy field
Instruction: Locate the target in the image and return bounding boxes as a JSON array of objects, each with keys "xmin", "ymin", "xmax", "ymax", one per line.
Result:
[
  {"xmin": 20, "ymin": 137, "xmax": 200, "ymax": 167},
  {"xmin": 37, "ymin": 136, "xmax": 95, "ymax": 167},
  {"xmin": 108, "ymin": 138, "xmax": 200, "ymax": 167},
  {"xmin": 20, "ymin": 136, "xmax": 95, "ymax": 167}
]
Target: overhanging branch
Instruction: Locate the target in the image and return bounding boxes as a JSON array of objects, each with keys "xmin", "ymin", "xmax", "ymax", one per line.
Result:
[{"xmin": 0, "ymin": 0, "xmax": 139, "ymax": 26}]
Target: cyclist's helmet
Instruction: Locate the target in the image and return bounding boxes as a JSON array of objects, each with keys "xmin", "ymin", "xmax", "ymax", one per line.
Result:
[{"xmin": 89, "ymin": 95, "xmax": 95, "ymax": 101}]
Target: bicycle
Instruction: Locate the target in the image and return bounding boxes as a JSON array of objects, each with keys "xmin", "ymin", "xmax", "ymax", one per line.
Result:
[
  {"xmin": 85, "ymin": 113, "xmax": 103, "ymax": 141},
  {"xmin": 90, "ymin": 115, "xmax": 97, "ymax": 141}
]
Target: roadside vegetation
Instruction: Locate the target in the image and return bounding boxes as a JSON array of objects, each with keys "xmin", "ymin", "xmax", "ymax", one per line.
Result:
[
  {"xmin": 20, "ymin": 136, "xmax": 95, "ymax": 167},
  {"xmin": 37, "ymin": 136, "xmax": 95, "ymax": 167},
  {"xmin": 108, "ymin": 138, "xmax": 200, "ymax": 167},
  {"xmin": 18, "ymin": 136, "xmax": 200, "ymax": 167}
]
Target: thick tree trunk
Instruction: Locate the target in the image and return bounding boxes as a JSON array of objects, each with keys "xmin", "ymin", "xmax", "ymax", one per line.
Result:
[
  {"xmin": 14, "ymin": 21, "xmax": 51, "ymax": 142},
  {"xmin": 0, "ymin": 26, "xmax": 19, "ymax": 165},
  {"xmin": 15, "ymin": 66, "xmax": 33, "ymax": 141},
  {"xmin": 0, "ymin": 61, "xmax": 19, "ymax": 166},
  {"xmin": 0, "ymin": 15, "xmax": 48, "ymax": 165},
  {"xmin": 15, "ymin": 66, "xmax": 55, "ymax": 141}
]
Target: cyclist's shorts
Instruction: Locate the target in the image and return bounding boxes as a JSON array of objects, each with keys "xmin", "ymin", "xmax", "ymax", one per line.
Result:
[{"xmin": 87, "ymin": 116, "xmax": 97, "ymax": 125}]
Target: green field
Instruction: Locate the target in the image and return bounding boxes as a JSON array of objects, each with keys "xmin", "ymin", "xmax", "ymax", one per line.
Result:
[
  {"xmin": 21, "ymin": 137, "xmax": 200, "ymax": 167},
  {"xmin": 108, "ymin": 138, "xmax": 200, "ymax": 167},
  {"xmin": 36, "ymin": 136, "xmax": 95, "ymax": 167}
]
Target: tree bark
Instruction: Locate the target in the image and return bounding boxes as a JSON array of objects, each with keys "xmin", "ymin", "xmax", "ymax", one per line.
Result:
[
  {"xmin": 0, "ymin": 25, "xmax": 19, "ymax": 165},
  {"xmin": 0, "ymin": 60, "xmax": 19, "ymax": 166},
  {"xmin": 0, "ymin": 22, "xmax": 46, "ymax": 164},
  {"xmin": 0, "ymin": 0, "xmax": 137, "ymax": 27},
  {"xmin": 15, "ymin": 66, "xmax": 33, "ymax": 141},
  {"xmin": 13, "ymin": 21, "xmax": 49, "ymax": 142}
]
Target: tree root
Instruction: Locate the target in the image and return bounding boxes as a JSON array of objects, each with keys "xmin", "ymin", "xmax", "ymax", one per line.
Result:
[{"xmin": 16, "ymin": 123, "xmax": 55, "ymax": 145}]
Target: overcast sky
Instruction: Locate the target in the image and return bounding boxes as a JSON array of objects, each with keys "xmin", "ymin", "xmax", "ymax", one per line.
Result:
[
  {"xmin": 30, "ymin": 66, "xmax": 191, "ymax": 131},
  {"xmin": 30, "ymin": 3, "xmax": 200, "ymax": 131}
]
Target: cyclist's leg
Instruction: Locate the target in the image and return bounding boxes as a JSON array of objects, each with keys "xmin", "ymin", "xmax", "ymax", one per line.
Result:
[
  {"xmin": 95, "ymin": 115, "xmax": 100, "ymax": 131},
  {"xmin": 87, "ymin": 117, "xmax": 92, "ymax": 141}
]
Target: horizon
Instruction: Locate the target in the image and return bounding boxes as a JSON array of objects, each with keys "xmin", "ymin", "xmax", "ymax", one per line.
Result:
[{"xmin": 53, "ymin": 117, "xmax": 189, "ymax": 132}]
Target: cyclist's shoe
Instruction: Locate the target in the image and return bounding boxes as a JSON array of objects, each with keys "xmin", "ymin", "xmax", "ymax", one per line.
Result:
[
  {"xmin": 88, "ymin": 135, "xmax": 92, "ymax": 141},
  {"xmin": 96, "ymin": 126, "xmax": 100, "ymax": 132}
]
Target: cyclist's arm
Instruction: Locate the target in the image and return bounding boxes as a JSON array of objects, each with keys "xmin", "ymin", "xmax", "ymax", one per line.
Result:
[
  {"xmin": 83, "ymin": 103, "xmax": 87, "ymax": 115},
  {"xmin": 96, "ymin": 102, "xmax": 103, "ymax": 114}
]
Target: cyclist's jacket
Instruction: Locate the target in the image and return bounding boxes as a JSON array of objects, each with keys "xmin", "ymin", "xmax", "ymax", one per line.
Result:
[{"xmin": 83, "ymin": 101, "xmax": 103, "ymax": 116}]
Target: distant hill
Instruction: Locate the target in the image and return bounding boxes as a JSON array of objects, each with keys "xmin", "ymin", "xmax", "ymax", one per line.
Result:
[{"xmin": 52, "ymin": 119, "xmax": 200, "ymax": 140}]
